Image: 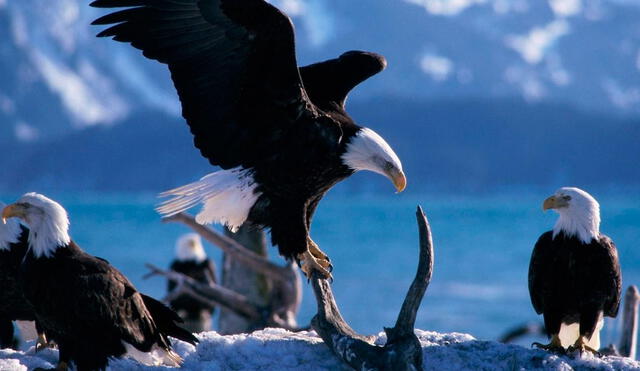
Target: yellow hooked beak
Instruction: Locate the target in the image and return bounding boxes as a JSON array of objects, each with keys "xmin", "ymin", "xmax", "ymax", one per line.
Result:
[
  {"xmin": 2, "ymin": 204, "xmax": 26, "ymax": 224},
  {"xmin": 386, "ymin": 167, "xmax": 407, "ymax": 193},
  {"xmin": 542, "ymin": 196, "xmax": 556, "ymax": 211},
  {"xmin": 542, "ymin": 195, "xmax": 567, "ymax": 211}
]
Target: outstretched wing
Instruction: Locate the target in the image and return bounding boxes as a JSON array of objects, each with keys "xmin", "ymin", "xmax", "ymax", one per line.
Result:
[
  {"xmin": 299, "ymin": 51, "xmax": 387, "ymax": 110},
  {"xmin": 91, "ymin": 0, "xmax": 316, "ymax": 169}
]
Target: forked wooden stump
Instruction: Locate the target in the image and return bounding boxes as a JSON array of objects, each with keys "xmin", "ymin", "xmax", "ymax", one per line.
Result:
[{"xmin": 310, "ymin": 206, "xmax": 434, "ymax": 370}]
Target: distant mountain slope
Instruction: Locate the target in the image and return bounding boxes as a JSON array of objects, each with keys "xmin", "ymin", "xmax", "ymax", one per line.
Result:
[
  {"xmin": 1, "ymin": 111, "xmax": 209, "ymax": 191},
  {"xmin": 2, "ymin": 99, "xmax": 638, "ymax": 192},
  {"xmin": 1, "ymin": 0, "xmax": 640, "ymax": 145},
  {"xmin": 348, "ymin": 98, "xmax": 640, "ymax": 191}
]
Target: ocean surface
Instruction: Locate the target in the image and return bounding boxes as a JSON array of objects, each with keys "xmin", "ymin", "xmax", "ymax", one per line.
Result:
[{"xmin": 2, "ymin": 190, "xmax": 639, "ymax": 347}]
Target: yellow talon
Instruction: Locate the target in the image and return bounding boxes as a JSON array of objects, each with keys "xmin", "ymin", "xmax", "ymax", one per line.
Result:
[
  {"xmin": 298, "ymin": 250, "xmax": 332, "ymax": 281},
  {"xmin": 35, "ymin": 333, "xmax": 48, "ymax": 353},
  {"xmin": 307, "ymin": 239, "xmax": 330, "ymax": 261},
  {"xmin": 532, "ymin": 334, "xmax": 565, "ymax": 354},
  {"xmin": 568, "ymin": 336, "xmax": 601, "ymax": 356}
]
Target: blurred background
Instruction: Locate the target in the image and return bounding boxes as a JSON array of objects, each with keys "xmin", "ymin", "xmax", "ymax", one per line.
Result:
[{"xmin": 0, "ymin": 0, "xmax": 638, "ymax": 348}]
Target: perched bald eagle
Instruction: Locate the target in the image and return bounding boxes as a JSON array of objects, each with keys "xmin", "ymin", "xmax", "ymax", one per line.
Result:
[
  {"xmin": 529, "ymin": 187, "xmax": 622, "ymax": 354},
  {"xmin": 91, "ymin": 0, "xmax": 406, "ymax": 279},
  {"xmin": 2, "ymin": 193, "xmax": 197, "ymax": 371},
  {"xmin": 168, "ymin": 233, "xmax": 217, "ymax": 332},
  {"xmin": 0, "ymin": 202, "xmax": 34, "ymax": 349}
]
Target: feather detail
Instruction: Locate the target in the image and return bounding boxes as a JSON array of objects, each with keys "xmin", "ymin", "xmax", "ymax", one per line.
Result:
[{"xmin": 156, "ymin": 167, "xmax": 261, "ymax": 232}]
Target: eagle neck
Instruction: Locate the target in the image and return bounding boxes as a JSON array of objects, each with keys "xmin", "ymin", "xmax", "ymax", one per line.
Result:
[
  {"xmin": 28, "ymin": 222, "xmax": 71, "ymax": 259},
  {"xmin": 553, "ymin": 205, "xmax": 600, "ymax": 244}
]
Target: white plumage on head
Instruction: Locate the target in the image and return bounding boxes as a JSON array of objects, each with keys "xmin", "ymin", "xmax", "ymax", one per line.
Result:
[
  {"xmin": 341, "ymin": 127, "xmax": 403, "ymax": 175},
  {"xmin": 175, "ymin": 233, "xmax": 207, "ymax": 263},
  {"xmin": 0, "ymin": 201, "xmax": 21, "ymax": 251},
  {"xmin": 551, "ymin": 187, "xmax": 601, "ymax": 244},
  {"xmin": 16, "ymin": 193, "xmax": 71, "ymax": 258}
]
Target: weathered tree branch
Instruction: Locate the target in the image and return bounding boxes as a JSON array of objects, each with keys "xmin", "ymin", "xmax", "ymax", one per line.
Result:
[
  {"xmin": 163, "ymin": 213, "xmax": 294, "ymax": 284},
  {"xmin": 619, "ymin": 285, "xmax": 639, "ymax": 359},
  {"xmin": 145, "ymin": 263, "xmax": 304, "ymax": 332},
  {"xmin": 161, "ymin": 213, "xmax": 302, "ymax": 332},
  {"xmin": 219, "ymin": 225, "xmax": 271, "ymax": 334},
  {"xmin": 310, "ymin": 206, "xmax": 434, "ymax": 370},
  {"xmin": 145, "ymin": 263, "xmax": 262, "ymax": 320}
]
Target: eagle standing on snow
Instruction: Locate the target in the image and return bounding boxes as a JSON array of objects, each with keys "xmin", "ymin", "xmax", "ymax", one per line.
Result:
[
  {"xmin": 529, "ymin": 187, "xmax": 622, "ymax": 354},
  {"xmin": 168, "ymin": 233, "xmax": 217, "ymax": 332},
  {"xmin": 2, "ymin": 193, "xmax": 197, "ymax": 371},
  {"xmin": 91, "ymin": 0, "xmax": 406, "ymax": 279}
]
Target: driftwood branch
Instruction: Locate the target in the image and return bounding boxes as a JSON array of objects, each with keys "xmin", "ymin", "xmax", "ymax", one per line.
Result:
[
  {"xmin": 163, "ymin": 213, "xmax": 294, "ymax": 284},
  {"xmin": 145, "ymin": 263, "xmax": 262, "ymax": 320},
  {"xmin": 310, "ymin": 206, "xmax": 433, "ymax": 370},
  {"xmin": 161, "ymin": 213, "xmax": 302, "ymax": 332},
  {"xmin": 619, "ymin": 285, "xmax": 639, "ymax": 359},
  {"xmin": 145, "ymin": 263, "xmax": 303, "ymax": 332}
]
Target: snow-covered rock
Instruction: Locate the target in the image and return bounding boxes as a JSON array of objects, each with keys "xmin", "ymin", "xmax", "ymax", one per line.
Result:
[{"xmin": 1, "ymin": 328, "xmax": 639, "ymax": 370}]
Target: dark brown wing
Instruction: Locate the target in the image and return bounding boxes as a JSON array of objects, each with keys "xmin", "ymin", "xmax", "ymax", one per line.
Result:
[
  {"xmin": 299, "ymin": 51, "xmax": 387, "ymax": 110},
  {"xmin": 54, "ymin": 245, "xmax": 191, "ymax": 349},
  {"xmin": 528, "ymin": 231, "xmax": 554, "ymax": 315},
  {"xmin": 91, "ymin": 0, "xmax": 316, "ymax": 169},
  {"xmin": 594, "ymin": 235, "xmax": 622, "ymax": 317}
]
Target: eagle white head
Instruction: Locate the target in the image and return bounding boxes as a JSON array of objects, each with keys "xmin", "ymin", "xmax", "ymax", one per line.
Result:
[
  {"xmin": 342, "ymin": 127, "xmax": 406, "ymax": 192},
  {"xmin": 1, "ymin": 193, "xmax": 71, "ymax": 258},
  {"xmin": 543, "ymin": 187, "xmax": 600, "ymax": 244},
  {"xmin": 0, "ymin": 201, "xmax": 21, "ymax": 251},
  {"xmin": 175, "ymin": 233, "xmax": 207, "ymax": 263}
]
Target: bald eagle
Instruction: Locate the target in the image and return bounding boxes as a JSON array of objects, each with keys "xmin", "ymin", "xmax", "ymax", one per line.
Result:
[
  {"xmin": 167, "ymin": 233, "xmax": 217, "ymax": 332},
  {"xmin": 2, "ymin": 193, "xmax": 197, "ymax": 371},
  {"xmin": 91, "ymin": 0, "xmax": 406, "ymax": 279},
  {"xmin": 529, "ymin": 187, "xmax": 622, "ymax": 354},
  {"xmin": 0, "ymin": 202, "xmax": 34, "ymax": 349}
]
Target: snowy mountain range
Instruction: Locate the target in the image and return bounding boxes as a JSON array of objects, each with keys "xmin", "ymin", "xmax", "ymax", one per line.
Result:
[
  {"xmin": 0, "ymin": 0, "xmax": 639, "ymax": 190},
  {"xmin": 2, "ymin": 0, "xmax": 640, "ymax": 139}
]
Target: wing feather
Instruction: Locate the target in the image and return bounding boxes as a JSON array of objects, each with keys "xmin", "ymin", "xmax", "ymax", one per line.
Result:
[
  {"xmin": 595, "ymin": 235, "xmax": 622, "ymax": 317},
  {"xmin": 529, "ymin": 231, "xmax": 554, "ymax": 315},
  {"xmin": 92, "ymin": 0, "xmax": 316, "ymax": 169},
  {"xmin": 300, "ymin": 51, "xmax": 387, "ymax": 110}
]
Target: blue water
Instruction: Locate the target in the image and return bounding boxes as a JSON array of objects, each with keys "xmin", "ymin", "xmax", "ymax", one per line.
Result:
[{"xmin": 3, "ymin": 191, "xmax": 639, "ymax": 346}]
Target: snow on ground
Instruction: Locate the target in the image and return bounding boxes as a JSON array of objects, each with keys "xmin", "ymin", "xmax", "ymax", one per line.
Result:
[{"xmin": 1, "ymin": 328, "xmax": 639, "ymax": 371}]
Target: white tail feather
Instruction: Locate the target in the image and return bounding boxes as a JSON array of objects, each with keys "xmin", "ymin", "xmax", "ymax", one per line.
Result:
[
  {"xmin": 156, "ymin": 167, "xmax": 261, "ymax": 232},
  {"xmin": 123, "ymin": 342, "xmax": 182, "ymax": 367},
  {"xmin": 15, "ymin": 321, "xmax": 38, "ymax": 342},
  {"xmin": 558, "ymin": 317, "xmax": 604, "ymax": 350}
]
